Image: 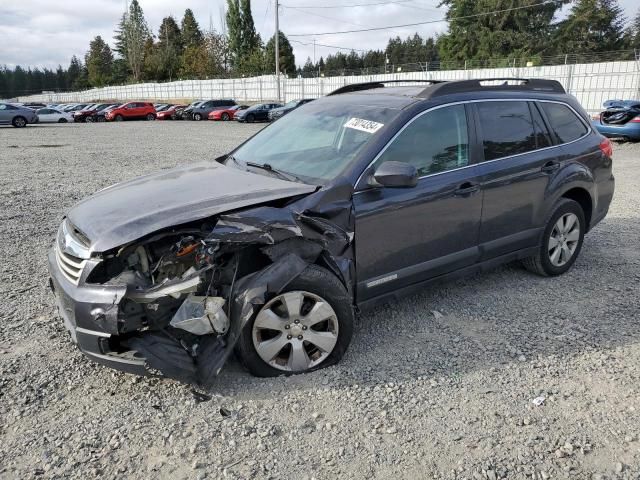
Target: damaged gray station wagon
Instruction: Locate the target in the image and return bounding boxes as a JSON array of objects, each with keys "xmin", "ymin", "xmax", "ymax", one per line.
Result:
[{"xmin": 48, "ymin": 79, "xmax": 615, "ymax": 383}]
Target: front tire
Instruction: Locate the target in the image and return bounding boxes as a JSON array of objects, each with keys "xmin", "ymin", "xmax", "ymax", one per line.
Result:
[
  {"xmin": 221, "ymin": 112, "xmax": 230, "ymax": 121},
  {"xmin": 146, "ymin": 113, "xmax": 156, "ymax": 121},
  {"xmin": 246, "ymin": 113, "xmax": 255, "ymax": 123},
  {"xmin": 12, "ymin": 116, "xmax": 27, "ymax": 128},
  {"xmin": 193, "ymin": 113, "xmax": 202, "ymax": 121},
  {"xmin": 97, "ymin": 116, "xmax": 106, "ymax": 122},
  {"xmin": 58, "ymin": 118, "xmax": 68, "ymax": 123},
  {"xmin": 236, "ymin": 265, "xmax": 353, "ymax": 377},
  {"xmin": 523, "ymin": 198, "xmax": 585, "ymax": 276},
  {"xmin": 115, "ymin": 114, "xmax": 124, "ymax": 122}
]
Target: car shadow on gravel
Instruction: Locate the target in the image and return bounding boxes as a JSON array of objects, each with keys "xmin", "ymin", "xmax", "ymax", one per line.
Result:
[{"xmin": 208, "ymin": 217, "xmax": 640, "ymax": 396}]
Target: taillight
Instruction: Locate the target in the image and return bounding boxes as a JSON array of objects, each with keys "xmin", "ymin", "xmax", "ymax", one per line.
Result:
[
  {"xmin": 629, "ymin": 116, "xmax": 640, "ymax": 123},
  {"xmin": 599, "ymin": 137, "xmax": 613, "ymax": 158}
]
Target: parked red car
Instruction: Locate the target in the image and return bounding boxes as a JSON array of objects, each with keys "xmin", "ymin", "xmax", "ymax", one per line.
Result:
[
  {"xmin": 208, "ymin": 105, "xmax": 248, "ymax": 121},
  {"xmin": 105, "ymin": 102, "xmax": 156, "ymax": 122},
  {"xmin": 156, "ymin": 104, "xmax": 187, "ymax": 120}
]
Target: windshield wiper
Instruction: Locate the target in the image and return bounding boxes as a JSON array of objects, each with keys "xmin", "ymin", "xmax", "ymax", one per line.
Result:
[{"xmin": 245, "ymin": 161, "xmax": 304, "ymax": 183}]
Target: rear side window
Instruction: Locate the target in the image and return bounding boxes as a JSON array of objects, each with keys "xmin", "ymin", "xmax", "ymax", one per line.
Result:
[
  {"xmin": 539, "ymin": 102, "xmax": 588, "ymax": 144},
  {"xmin": 376, "ymin": 104, "xmax": 469, "ymax": 176},
  {"xmin": 477, "ymin": 101, "xmax": 537, "ymax": 161}
]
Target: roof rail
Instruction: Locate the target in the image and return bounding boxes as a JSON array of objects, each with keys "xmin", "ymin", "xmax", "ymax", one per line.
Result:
[
  {"xmin": 327, "ymin": 79, "xmax": 445, "ymax": 96},
  {"xmin": 419, "ymin": 78, "xmax": 565, "ymax": 98}
]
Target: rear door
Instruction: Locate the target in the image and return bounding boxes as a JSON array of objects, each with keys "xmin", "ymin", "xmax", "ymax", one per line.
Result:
[
  {"xmin": 354, "ymin": 104, "xmax": 484, "ymax": 301},
  {"xmin": 473, "ymin": 100, "xmax": 559, "ymax": 259},
  {"xmin": 37, "ymin": 108, "xmax": 54, "ymax": 122}
]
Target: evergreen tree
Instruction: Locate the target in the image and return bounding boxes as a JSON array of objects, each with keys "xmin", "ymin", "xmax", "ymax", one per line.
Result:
[
  {"xmin": 555, "ymin": 0, "xmax": 627, "ymax": 54},
  {"xmin": 240, "ymin": 0, "xmax": 259, "ymax": 54},
  {"xmin": 438, "ymin": 0, "xmax": 567, "ymax": 64},
  {"xmin": 627, "ymin": 8, "xmax": 640, "ymax": 50},
  {"xmin": 85, "ymin": 35, "xmax": 114, "ymax": 87},
  {"xmin": 181, "ymin": 9, "xmax": 203, "ymax": 48},
  {"xmin": 156, "ymin": 16, "xmax": 183, "ymax": 80},
  {"xmin": 226, "ymin": 0, "xmax": 242, "ymax": 66},
  {"xmin": 67, "ymin": 56, "xmax": 83, "ymax": 90},
  {"xmin": 265, "ymin": 31, "xmax": 296, "ymax": 76},
  {"xmin": 119, "ymin": 0, "xmax": 151, "ymax": 81},
  {"xmin": 55, "ymin": 65, "xmax": 67, "ymax": 90},
  {"xmin": 113, "ymin": 13, "xmax": 128, "ymax": 58},
  {"xmin": 302, "ymin": 57, "xmax": 315, "ymax": 77}
]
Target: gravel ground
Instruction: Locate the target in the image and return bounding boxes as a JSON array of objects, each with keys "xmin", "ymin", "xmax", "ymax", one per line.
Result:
[{"xmin": 0, "ymin": 121, "xmax": 639, "ymax": 480}]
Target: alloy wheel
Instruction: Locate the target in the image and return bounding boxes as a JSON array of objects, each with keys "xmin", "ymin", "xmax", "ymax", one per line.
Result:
[
  {"xmin": 252, "ymin": 291, "xmax": 339, "ymax": 372},
  {"xmin": 548, "ymin": 213, "xmax": 580, "ymax": 267}
]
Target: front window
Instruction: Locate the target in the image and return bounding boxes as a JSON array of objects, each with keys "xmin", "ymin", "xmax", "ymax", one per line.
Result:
[
  {"xmin": 229, "ymin": 99, "xmax": 401, "ymax": 183},
  {"xmin": 374, "ymin": 105, "xmax": 469, "ymax": 176}
]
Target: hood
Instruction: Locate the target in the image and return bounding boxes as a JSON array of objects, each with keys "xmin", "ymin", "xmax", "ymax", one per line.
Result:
[{"xmin": 67, "ymin": 161, "xmax": 317, "ymax": 254}]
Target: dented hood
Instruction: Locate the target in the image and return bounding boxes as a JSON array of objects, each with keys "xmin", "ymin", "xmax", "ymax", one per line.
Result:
[{"xmin": 67, "ymin": 161, "xmax": 317, "ymax": 253}]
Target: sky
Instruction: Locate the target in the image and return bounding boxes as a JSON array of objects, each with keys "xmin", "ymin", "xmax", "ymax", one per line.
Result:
[{"xmin": 1, "ymin": 0, "xmax": 639, "ymax": 70}]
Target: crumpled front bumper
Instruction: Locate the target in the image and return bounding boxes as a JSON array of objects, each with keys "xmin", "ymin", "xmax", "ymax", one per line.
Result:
[{"xmin": 47, "ymin": 248, "xmax": 149, "ymax": 376}]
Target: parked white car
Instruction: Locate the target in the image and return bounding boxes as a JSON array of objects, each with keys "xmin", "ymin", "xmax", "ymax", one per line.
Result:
[{"xmin": 36, "ymin": 108, "xmax": 74, "ymax": 123}]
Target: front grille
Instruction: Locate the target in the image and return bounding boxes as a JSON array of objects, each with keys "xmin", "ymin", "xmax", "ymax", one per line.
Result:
[{"xmin": 55, "ymin": 244, "xmax": 86, "ymax": 285}]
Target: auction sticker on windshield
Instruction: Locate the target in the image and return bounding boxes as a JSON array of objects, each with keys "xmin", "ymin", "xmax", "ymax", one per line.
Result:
[{"xmin": 344, "ymin": 117, "xmax": 384, "ymax": 134}]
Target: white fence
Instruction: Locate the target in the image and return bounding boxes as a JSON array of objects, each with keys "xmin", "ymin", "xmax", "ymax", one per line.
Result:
[{"xmin": 17, "ymin": 60, "xmax": 640, "ymax": 113}]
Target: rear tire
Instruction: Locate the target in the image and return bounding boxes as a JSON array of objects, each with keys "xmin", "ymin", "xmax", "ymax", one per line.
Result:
[
  {"xmin": 246, "ymin": 113, "xmax": 255, "ymax": 123},
  {"xmin": 85, "ymin": 116, "xmax": 94, "ymax": 123},
  {"xmin": 146, "ymin": 113, "xmax": 156, "ymax": 121},
  {"xmin": 221, "ymin": 112, "xmax": 230, "ymax": 121},
  {"xmin": 97, "ymin": 116, "xmax": 106, "ymax": 122},
  {"xmin": 12, "ymin": 116, "xmax": 27, "ymax": 128},
  {"xmin": 522, "ymin": 198, "xmax": 585, "ymax": 276},
  {"xmin": 236, "ymin": 265, "xmax": 353, "ymax": 377}
]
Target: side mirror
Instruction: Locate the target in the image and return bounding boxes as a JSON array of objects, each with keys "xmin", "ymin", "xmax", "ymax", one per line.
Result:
[{"xmin": 371, "ymin": 161, "xmax": 418, "ymax": 188}]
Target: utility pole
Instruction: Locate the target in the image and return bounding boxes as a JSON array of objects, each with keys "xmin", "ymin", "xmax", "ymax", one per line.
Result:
[
  {"xmin": 275, "ymin": 0, "xmax": 280, "ymax": 102},
  {"xmin": 313, "ymin": 39, "xmax": 316, "ymax": 65}
]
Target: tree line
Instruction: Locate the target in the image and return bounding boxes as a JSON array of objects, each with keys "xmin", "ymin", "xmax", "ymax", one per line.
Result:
[{"xmin": 2, "ymin": 0, "xmax": 640, "ymax": 98}]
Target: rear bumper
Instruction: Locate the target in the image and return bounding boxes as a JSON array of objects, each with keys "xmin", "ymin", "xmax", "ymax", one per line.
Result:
[
  {"xmin": 47, "ymin": 248, "xmax": 148, "ymax": 376},
  {"xmin": 594, "ymin": 122, "xmax": 640, "ymax": 140}
]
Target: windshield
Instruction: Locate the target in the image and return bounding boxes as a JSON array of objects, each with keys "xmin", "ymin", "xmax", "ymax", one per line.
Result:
[{"xmin": 229, "ymin": 99, "xmax": 401, "ymax": 184}]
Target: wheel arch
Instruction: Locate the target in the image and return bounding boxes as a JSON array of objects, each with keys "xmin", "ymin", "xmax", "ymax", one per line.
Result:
[
  {"xmin": 561, "ymin": 187, "xmax": 593, "ymax": 231},
  {"xmin": 544, "ymin": 162, "xmax": 597, "ymax": 231}
]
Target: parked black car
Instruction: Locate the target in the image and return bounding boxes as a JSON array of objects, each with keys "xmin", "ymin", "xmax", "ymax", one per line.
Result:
[
  {"xmin": 176, "ymin": 101, "xmax": 205, "ymax": 120},
  {"xmin": 268, "ymin": 98, "xmax": 314, "ymax": 121},
  {"xmin": 189, "ymin": 99, "xmax": 237, "ymax": 121},
  {"xmin": 236, "ymin": 103, "xmax": 283, "ymax": 122},
  {"xmin": 87, "ymin": 104, "xmax": 121, "ymax": 122},
  {"xmin": 22, "ymin": 102, "xmax": 47, "ymax": 109},
  {"xmin": 48, "ymin": 78, "xmax": 614, "ymax": 384}
]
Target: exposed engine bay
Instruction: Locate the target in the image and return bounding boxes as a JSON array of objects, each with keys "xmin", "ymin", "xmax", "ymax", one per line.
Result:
[{"xmin": 76, "ymin": 182, "xmax": 356, "ymax": 384}]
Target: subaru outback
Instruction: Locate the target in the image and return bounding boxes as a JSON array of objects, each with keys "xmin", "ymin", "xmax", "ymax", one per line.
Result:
[{"xmin": 48, "ymin": 78, "xmax": 615, "ymax": 383}]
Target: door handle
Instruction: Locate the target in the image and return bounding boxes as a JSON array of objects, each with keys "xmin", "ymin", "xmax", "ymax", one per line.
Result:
[
  {"xmin": 541, "ymin": 161, "xmax": 560, "ymax": 173},
  {"xmin": 454, "ymin": 181, "xmax": 480, "ymax": 196}
]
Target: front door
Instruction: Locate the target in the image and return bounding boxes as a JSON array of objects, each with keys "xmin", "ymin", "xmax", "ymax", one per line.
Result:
[{"xmin": 354, "ymin": 104, "xmax": 483, "ymax": 301}]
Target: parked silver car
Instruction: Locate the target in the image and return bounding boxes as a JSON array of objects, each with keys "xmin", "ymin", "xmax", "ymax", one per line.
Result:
[{"xmin": 0, "ymin": 103, "xmax": 39, "ymax": 127}]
